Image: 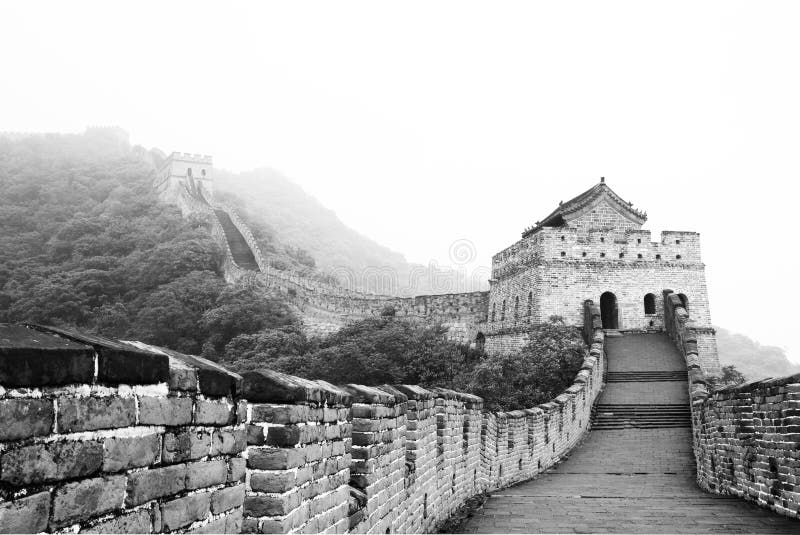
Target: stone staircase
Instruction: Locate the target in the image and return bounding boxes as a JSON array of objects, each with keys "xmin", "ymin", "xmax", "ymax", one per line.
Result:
[
  {"xmin": 592, "ymin": 404, "xmax": 692, "ymax": 429},
  {"xmin": 462, "ymin": 333, "xmax": 800, "ymax": 533},
  {"xmin": 213, "ymin": 209, "xmax": 260, "ymax": 271}
]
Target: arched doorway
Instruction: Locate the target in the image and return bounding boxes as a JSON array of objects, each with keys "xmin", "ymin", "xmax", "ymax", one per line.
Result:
[
  {"xmin": 644, "ymin": 293, "xmax": 656, "ymax": 314},
  {"xmin": 600, "ymin": 291, "xmax": 619, "ymax": 329}
]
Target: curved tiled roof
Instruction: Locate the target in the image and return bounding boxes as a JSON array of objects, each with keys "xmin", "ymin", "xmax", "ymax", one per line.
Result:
[{"xmin": 522, "ymin": 179, "xmax": 647, "ymax": 237}]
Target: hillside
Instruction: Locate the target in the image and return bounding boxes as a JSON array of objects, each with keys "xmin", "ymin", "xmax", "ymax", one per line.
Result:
[
  {"xmin": 0, "ymin": 129, "xmax": 293, "ymax": 358},
  {"xmin": 715, "ymin": 326, "xmax": 800, "ymax": 381},
  {"xmin": 214, "ymin": 167, "xmax": 485, "ymax": 296}
]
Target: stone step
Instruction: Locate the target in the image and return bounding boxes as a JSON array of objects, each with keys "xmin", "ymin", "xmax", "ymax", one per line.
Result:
[{"xmin": 607, "ymin": 371, "xmax": 688, "ymax": 382}]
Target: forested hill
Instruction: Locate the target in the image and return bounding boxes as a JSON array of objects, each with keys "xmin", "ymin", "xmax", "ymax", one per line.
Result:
[
  {"xmin": 0, "ymin": 129, "xmax": 293, "ymax": 358},
  {"xmin": 715, "ymin": 327, "xmax": 800, "ymax": 381},
  {"xmin": 214, "ymin": 167, "xmax": 485, "ymax": 296}
]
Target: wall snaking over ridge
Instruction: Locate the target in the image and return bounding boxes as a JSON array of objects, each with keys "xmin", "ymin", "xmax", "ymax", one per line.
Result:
[
  {"xmin": 181, "ymin": 191, "xmax": 489, "ymax": 343},
  {"xmin": 0, "ymin": 303, "xmax": 605, "ymax": 533},
  {"xmin": 664, "ymin": 292, "xmax": 800, "ymax": 520}
]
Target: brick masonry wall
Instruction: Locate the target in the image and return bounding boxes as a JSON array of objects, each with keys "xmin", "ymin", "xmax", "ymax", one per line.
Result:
[
  {"xmin": 663, "ymin": 293, "xmax": 800, "ymax": 520},
  {"xmin": 0, "ymin": 325, "xmax": 247, "ymax": 534},
  {"xmin": 0, "ymin": 303, "xmax": 604, "ymax": 533}
]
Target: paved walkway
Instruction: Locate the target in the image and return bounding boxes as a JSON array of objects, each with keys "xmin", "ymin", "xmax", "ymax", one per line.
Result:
[{"xmin": 462, "ymin": 334, "xmax": 800, "ymax": 533}]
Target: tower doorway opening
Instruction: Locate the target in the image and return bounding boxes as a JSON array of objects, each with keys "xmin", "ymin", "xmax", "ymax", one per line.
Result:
[{"xmin": 600, "ymin": 292, "xmax": 619, "ymax": 329}]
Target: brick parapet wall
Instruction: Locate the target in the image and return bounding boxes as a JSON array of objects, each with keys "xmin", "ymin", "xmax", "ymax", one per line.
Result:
[
  {"xmin": 0, "ymin": 302, "xmax": 604, "ymax": 533},
  {"xmin": 168, "ymin": 190, "xmax": 492, "ymax": 345},
  {"xmin": 664, "ymin": 292, "xmax": 800, "ymax": 520},
  {"xmin": 0, "ymin": 324, "xmax": 247, "ymax": 534}
]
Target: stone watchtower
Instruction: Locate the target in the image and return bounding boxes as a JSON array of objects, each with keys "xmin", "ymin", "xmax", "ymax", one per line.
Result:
[
  {"xmin": 484, "ymin": 179, "xmax": 719, "ymax": 374},
  {"xmin": 154, "ymin": 152, "xmax": 214, "ymax": 206}
]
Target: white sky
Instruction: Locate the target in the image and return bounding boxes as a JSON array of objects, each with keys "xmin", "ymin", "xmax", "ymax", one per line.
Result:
[{"xmin": 2, "ymin": 1, "xmax": 799, "ymax": 362}]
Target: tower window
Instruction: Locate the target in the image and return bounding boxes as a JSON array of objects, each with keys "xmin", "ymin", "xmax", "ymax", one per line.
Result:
[
  {"xmin": 527, "ymin": 291, "xmax": 533, "ymax": 317},
  {"xmin": 561, "ymin": 235, "xmax": 565, "ymax": 241},
  {"xmin": 619, "ymin": 253, "xmax": 624, "ymax": 259},
  {"xmin": 491, "ymin": 303, "xmax": 496, "ymax": 322},
  {"xmin": 600, "ymin": 253, "xmax": 606, "ymax": 258},
  {"xmin": 637, "ymin": 238, "xmax": 641, "ymax": 244},
  {"xmin": 501, "ymin": 300, "xmax": 506, "ymax": 321},
  {"xmin": 582, "ymin": 251, "xmax": 587, "ymax": 257},
  {"xmin": 187, "ymin": 168, "xmax": 193, "ymax": 177},
  {"xmin": 676, "ymin": 239, "xmax": 681, "ymax": 244},
  {"xmin": 637, "ymin": 253, "xmax": 643, "ymax": 259},
  {"xmin": 656, "ymin": 254, "xmax": 661, "ymax": 260},
  {"xmin": 514, "ymin": 296, "xmax": 519, "ymax": 321},
  {"xmin": 561, "ymin": 251, "xmax": 566, "ymax": 257},
  {"xmin": 676, "ymin": 254, "xmax": 682, "ymax": 260},
  {"xmin": 600, "ymin": 237, "xmax": 605, "ymax": 243}
]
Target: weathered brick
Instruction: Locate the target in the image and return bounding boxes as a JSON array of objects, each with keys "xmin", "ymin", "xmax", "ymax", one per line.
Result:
[
  {"xmin": 162, "ymin": 429, "xmax": 211, "ymax": 463},
  {"xmin": 228, "ymin": 457, "xmax": 246, "ymax": 483},
  {"xmin": 0, "ymin": 440, "xmax": 102, "ymax": 485},
  {"xmin": 243, "ymin": 492, "xmax": 301, "ymax": 517},
  {"xmin": 103, "ymin": 433, "xmax": 160, "ymax": 472},
  {"xmin": 168, "ymin": 356, "xmax": 198, "ymax": 392},
  {"xmin": 195, "ymin": 400, "xmax": 233, "ymax": 425},
  {"xmin": 211, "ymin": 484, "xmax": 245, "ymax": 514},
  {"xmin": 247, "ymin": 447, "xmax": 305, "ymax": 470},
  {"xmin": 0, "ymin": 398, "xmax": 54, "ymax": 441},
  {"xmin": 251, "ymin": 404, "xmax": 311, "ymax": 424},
  {"xmin": 80, "ymin": 509, "xmax": 151, "ymax": 534},
  {"xmin": 126, "ymin": 463, "xmax": 187, "ymax": 506},
  {"xmin": 186, "ymin": 459, "xmax": 228, "ymax": 490},
  {"xmin": 160, "ymin": 491, "xmax": 212, "ymax": 531},
  {"xmin": 30, "ymin": 325, "xmax": 170, "ymax": 385},
  {"xmin": 0, "ymin": 324, "xmax": 94, "ymax": 387},
  {"xmin": 58, "ymin": 396, "xmax": 136, "ymax": 433},
  {"xmin": 51, "ymin": 475, "xmax": 126, "ymax": 528},
  {"xmin": 0, "ymin": 491, "xmax": 51, "ymax": 534},
  {"xmin": 138, "ymin": 396, "xmax": 193, "ymax": 426},
  {"xmin": 211, "ymin": 428, "xmax": 247, "ymax": 455}
]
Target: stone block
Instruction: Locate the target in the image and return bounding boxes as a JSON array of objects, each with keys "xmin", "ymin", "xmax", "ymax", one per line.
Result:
[
  {"xmin": 50, "ymin": 475, "xmax": 126, "ymax": 528},
  {"xmin": 160, "ymin": 491, "xmax": 212, "ymax": 532},
  {"xmin": 228, "ymin": 457, "xmax": 246, "ymax": 483},
  {"xmin": 195, "ymin": 400, "xmax": 233, "ymax": 425},
  {"xmin": 0, "ymin": 440, "xmax": 103, "ymax": 486},
  {"xmin": 58, "ymin": 396, "xmax": 136, "ymax": 433},
  {"xmin": 0, "ymin": 398, "xmax": 54, "ymax": 441},
  {"xmin": 29, "ymin": 325, "xmax": 169, "ymax": 385},
  {"xmin": 243, "ymin": 491, "xmax": 301, "ymax": 517},
  {"xmin": 162, "ymin": 429, "xmax": 211, "ymax": 463},
  {"xmin": 126, "ymin": 463, "xmax": 187, "ymax": 506},
  {"xmin": 0, "ymin": 491, "xmax": 51, "ymax": 534},
  {"xmin": 211, "ymin": 484, "xmax": 245, "ymax": 514},
  {"xmin": 186, "ymin": 459, "xmax": 228, "ymax": 490},
  {"xmin": 0, "ymin": 324, "xmax": 94, "ymax": 387},
  {"xmin": 247, "ymin": 447, "xmax": 306, "ymax": 470},
  {"xmin": 80, "ymin": 510, "xmax": 152, "ymax": 534},
  {"xmin": 211, "ymin": 428, "xmax": 247, "ymax": 455},
  {"xmin": 138, "ymin": 396, "xmax": 193, "ymax": 426},
  {"xmin": 103, "ymin": 433, "xmax": 160, "ymax": 473}
]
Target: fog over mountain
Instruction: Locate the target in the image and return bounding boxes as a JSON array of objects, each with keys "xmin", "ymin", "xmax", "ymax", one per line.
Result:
[{"xmin": 214, "ymin": 167, "xmax": 487, "ymax": 296}]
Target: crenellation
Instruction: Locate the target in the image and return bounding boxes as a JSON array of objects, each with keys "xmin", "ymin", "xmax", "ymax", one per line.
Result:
[{"xmin": 0, "ymin": 306, "xmax": 606, "ymax": 533}]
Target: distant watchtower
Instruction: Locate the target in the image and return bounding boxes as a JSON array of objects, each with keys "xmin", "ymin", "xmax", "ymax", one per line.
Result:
[{"xmin": 154, "ymin": 152, "xmax": 213, "ymax": 205}]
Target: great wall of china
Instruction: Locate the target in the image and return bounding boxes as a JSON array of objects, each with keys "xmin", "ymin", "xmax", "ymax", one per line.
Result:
[{"xmin": 0, "ymin": 152, "xmax": 798, "ymax": 533}]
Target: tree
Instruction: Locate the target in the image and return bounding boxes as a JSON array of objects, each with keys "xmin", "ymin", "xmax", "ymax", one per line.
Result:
[{"xmin": 465, "ymin": 316, "xmax": 585, "ymax": 411}]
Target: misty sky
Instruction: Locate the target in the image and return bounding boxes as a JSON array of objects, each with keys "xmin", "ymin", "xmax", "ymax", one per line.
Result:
[{"xmin": 2, "ymin": 1, "xmax": 799, "ymax": 362}]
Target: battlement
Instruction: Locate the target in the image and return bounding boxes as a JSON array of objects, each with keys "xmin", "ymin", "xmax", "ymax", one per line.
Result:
[
  {"xmin": 167, "ymin": 151, "xmax": 213, "ymax": 164},
  {"xmin": 492, "ymin": 228, "xmax": 702, "ymax": 279},
  {"xmin": 0, "ymin": 310, "xmax": 606, "ymax": 533}
]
